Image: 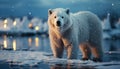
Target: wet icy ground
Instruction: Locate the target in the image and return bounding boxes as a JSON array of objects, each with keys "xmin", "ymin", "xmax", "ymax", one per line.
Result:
[
  {"xmin": 0, "ymin": 35, "xmax": 120, "ymax": 69},
  {"xmin": 0, "ymin": 50, "xmax": 120, "ymax": 69}
]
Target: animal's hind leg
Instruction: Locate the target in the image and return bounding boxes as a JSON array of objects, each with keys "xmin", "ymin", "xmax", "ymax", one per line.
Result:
[
  {"xmin": 89, "ymin": 43, "xmax": 103, "ymax": 62},
  {"xmin": 79, "ymin": 43, "xmax": 91, "ymax": 60}
]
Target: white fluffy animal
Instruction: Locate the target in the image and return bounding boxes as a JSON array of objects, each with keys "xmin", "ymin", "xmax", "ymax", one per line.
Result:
[{"xmin": 48, "ymin": 8, "xmax": 103, "ymax": 62}]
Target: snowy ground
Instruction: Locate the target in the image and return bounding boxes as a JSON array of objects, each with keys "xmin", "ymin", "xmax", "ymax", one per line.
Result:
[{"xmin": 0, "ymin": 51, "xmax": 120, "ymax": 69}]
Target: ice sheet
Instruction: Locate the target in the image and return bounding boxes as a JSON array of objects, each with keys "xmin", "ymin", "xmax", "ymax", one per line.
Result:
[{"xmin": 0, "ymin": 50, "xmax": 120, "ymax": 69}]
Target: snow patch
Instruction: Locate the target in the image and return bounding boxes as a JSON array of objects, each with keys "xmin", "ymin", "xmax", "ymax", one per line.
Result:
[
  {"xmin": 0, "ymin": 51, "xmax": 120, "ymax": 68},
  {"xmin": 0, "ymin": 51, "xmax": 49, "ymax": 66}
]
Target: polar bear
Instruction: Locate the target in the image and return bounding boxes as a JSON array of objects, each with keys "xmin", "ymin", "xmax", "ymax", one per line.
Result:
[{"xmin": 48, "ymin": 8, "xmax": 103, "ymax": 62}]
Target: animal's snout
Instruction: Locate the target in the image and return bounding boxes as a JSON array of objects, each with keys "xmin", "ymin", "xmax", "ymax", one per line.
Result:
[{"xmin": 56, "ymin": 21, "xmax": 61, "ymax": 26}]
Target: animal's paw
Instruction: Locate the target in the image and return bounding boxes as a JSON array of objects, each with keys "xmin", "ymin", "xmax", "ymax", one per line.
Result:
[
  {"xmin": 92, "ymin": 57, "xmax": 102, "ymax": 62},
  {"xmin": 81, "ymin": 58, "xmax": 89, "ymax": 61}
]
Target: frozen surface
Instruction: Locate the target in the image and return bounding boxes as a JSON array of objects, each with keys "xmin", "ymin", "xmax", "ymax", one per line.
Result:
[{"xmin": 0, "ymin": 51, "xmax": 120, "ymax": 69}]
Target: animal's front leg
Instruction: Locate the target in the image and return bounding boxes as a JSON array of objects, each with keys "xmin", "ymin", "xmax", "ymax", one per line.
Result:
[
  {"xmin": 51, "ymin": 44, "xmax": 64, "ymax": 58},
  {"xmin": 67, "ymin": 43, "xmax": 78, "ymax": 59},
  {"xmin": 49, "ymin": 33, "xmax": 64, "ymax": 58}
]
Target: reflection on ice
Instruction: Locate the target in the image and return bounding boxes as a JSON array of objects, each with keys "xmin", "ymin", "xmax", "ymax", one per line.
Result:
[
  {"xmin": 35, "ymin": 37, "xmax": 39, "ymax": 47},
  {"xmin": 28, "ymin": 37, "xmax": 32, "ymax": 46},
  {"xmin": 13, "ymin": 40, "xmax": 16, "ymax": 51},
  {"xmin": 0, "ymin": 34, "xmax": 120, "ymax": 53},
  {"xmin": 0, "ymin": 35, "xmax": 120, "ymax": 69},
  {"xmin": 0, "ymin": 35, "xmax": 51, "ymax": 52},
  {"xmin": 3, "ymin": 39, "xmax": 7, "ymax": 48},
  {"xmin": 3, "ymin": 35, "xmax": 7, "ymax": 48}
]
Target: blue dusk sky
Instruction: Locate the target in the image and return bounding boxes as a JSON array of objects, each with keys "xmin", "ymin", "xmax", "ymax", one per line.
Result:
[{"xmin": 0, "ymin": 0, "xmax": 120, "ymax": 19}]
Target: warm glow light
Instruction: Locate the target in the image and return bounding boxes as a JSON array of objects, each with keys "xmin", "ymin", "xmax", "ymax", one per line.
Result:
[
  {"xmin": 35, "ymin": 37, "xmax": 39, "ymax": 47},
  {"xmin": 3, "ymin": 35, "xmax": 7, "ymax": 48},
  {"xmin": 3, "ymin": 19, "xmax": 7, "ymax": 28},
  {"xmin": 28, "ymin": 23, "xmax": 33, "ymax": 28},
  {"xmin": 13, "ymin": 21, "xmax": 17, "ymax": 26},
  {"xmin": 4, "ymin": 24, "xmax": 7, "ymax": 29},
  {"xmin": 28, "ymin": 37, "xmax": 32, "ymax": 46},
  {"xmin": 4, "ymin": 19, "xmax": 7, "ymax": 24},
  {"xmin": 13, "ymin": 40, "xmax": 16, "ymax": 51},
  {"xmin": 3, "ymin": 40, "xmax": 7, "ymax": 48},
  {"xmin": 35, "ymin": 26, "xmax": 39, "ymax": 31}
]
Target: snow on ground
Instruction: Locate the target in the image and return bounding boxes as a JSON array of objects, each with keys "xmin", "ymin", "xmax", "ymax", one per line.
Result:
[
  {"xmin": 0, "ymin": 51, "xmax": 49, "ymax": 66},
  {"xmin": 0, "ymin": 50, "xmax": 120, "ymax": 69}
]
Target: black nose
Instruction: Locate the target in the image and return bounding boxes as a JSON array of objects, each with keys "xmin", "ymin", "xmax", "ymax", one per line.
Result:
[{"xmin": 56, "ymin": 21, "xmax": 61, "ymax": 26}]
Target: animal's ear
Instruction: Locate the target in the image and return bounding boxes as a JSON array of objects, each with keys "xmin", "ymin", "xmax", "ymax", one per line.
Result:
[
  {"xmin": 48, "ymin": 9, "xmax": 53, "ymax": 15},
  {"xmin": 66, "ymin": 8, "xmax": 70, "ymax": 15}
]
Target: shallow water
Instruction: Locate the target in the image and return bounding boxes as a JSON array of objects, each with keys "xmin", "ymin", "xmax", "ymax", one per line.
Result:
[
  {"xmin": 0, "ymin": 35, "xmax": 120, "ymax": 69},
  {"xmin": 0, "ymin": 35, "xmax": 51, "ymax": 52}
]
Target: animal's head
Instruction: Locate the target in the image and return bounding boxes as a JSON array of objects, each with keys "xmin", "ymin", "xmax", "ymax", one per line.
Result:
[{"xmin": 48, "ymin": 8, "xmax": 72, "ymax": 33}]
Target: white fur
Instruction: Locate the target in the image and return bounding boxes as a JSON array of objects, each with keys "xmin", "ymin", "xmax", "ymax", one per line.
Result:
[{"xmin": 48, "ymin": 8, "xmax": 103, "ymax": 59}]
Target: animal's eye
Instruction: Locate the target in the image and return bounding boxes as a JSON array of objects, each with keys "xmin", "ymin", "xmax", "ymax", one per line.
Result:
[
  {"xmin": 54, "ymin": 16, "xmax": 56, "ymax": 18},
  {"xmin": 61, "ymin": 16, "xmax": 64, "ymax": 19}
]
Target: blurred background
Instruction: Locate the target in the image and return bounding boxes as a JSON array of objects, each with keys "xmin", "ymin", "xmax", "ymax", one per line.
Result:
[{"xmin": 0, "ymin": 0, "xmax": 120, "ymax": 26}]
